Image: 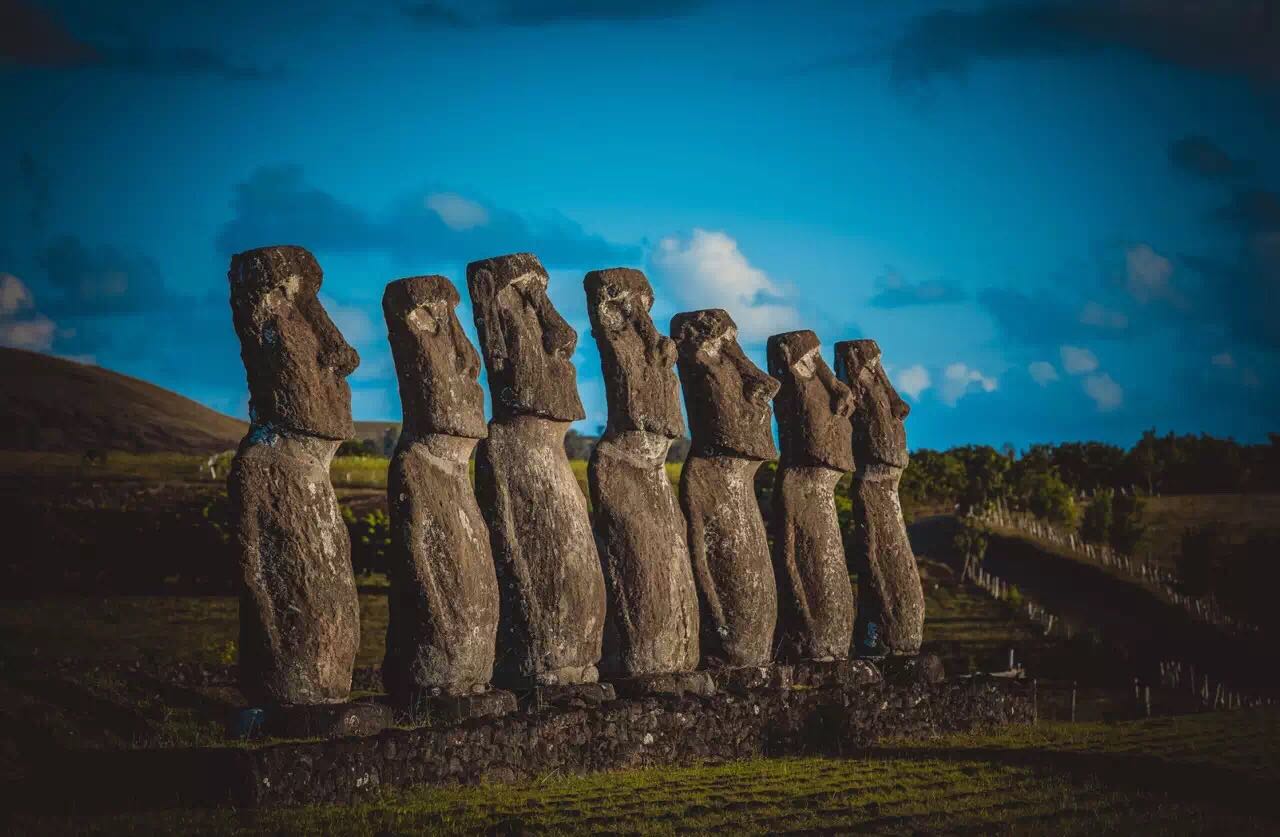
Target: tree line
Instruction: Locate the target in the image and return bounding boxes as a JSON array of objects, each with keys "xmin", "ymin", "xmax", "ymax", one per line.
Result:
[{"xmin": 901, "ymin": 430, "xmax": 1279, "ymax": 518}]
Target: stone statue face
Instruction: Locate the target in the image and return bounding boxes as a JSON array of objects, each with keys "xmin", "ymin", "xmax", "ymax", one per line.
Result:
[
  {"xmin": 768, "ymin": 330, "xmax": 854, "ymax": 472},
  {"xmin": 467, "ymin": 253, "xmax": 585, "ymax": 423},
  {"xmin": 671, "ymin": 309, "xmax": 780, "ymax": 461},
  {"xmin": 584, "ymin": 268, "xmax": 684, "ymax": 439},
  {"xmin": 834, "ymin": 339, "xmax": 910, "ymax": 470},
  {"xmin": 383, "ymin": 275, "xmax": 487, "ymax": 440},
  {"xmin": 229, "ymin": 245, "xmax": 358, "ymax": 441}
]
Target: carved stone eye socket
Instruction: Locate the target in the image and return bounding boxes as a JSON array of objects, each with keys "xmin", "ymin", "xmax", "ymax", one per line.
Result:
[
  {"xmin": 406, "ymin": 305, "xmax": 443, "ymax": 336},
  {"xmin": 258, "ymin": 274, "xmax": 301, "ymax": 318},
  {"xmin": 791, "ymin": 347, "xmax": 819, "ymax": 380}
]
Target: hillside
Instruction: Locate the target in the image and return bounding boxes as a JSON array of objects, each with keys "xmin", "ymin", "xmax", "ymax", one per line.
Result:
[{"xmin": 0, "ymin": 348, "xmax": 247, "ymax": 454}]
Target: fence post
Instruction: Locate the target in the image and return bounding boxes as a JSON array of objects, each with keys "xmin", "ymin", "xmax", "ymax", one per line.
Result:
[{"xmin": 1070, "ymin": 681, "xmax": 1077, "ymax": 723}]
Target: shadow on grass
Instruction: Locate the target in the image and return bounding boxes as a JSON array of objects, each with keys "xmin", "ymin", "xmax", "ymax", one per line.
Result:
[{"xmin": 861, "ymin": 743, "xmax": 1279, "ymax": 820}]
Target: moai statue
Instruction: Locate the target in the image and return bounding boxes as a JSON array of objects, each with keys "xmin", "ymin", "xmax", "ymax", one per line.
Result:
[
  {"xmin": 835, "ymin": 339, "xmax": 925, "ymax": 656},
  {"xmin": 227, "ymin": 246, "xmax": 361, "ymax": 707},
  {"xmin": 585, "ymin": 269, "xmax": 701, "ymax": 684},
  {"xmin": 767, "ymin": 330, "xmax": 856, "ymax": 662},
  {"xmin": 672, "ymin": 309, "xmax": 781, "ymax": 670},
  {"xmin": 468, "ymin": 253, "xmax": 607, "ymax": 689},
  {"xmin": 381, "ymin": 276, "xmax": 502, "ymax": 708}
]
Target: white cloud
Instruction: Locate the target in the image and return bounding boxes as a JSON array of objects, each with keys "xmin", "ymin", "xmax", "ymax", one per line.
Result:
[
  {"xmin": 320, "ymin": 296, "xmax": 376, "ymax": 345},
  {"xmin": 1083, "ymin": 373, "xmax": 1123, "ymax": 412},
  {"xmin": 0, "ymin": 273, "xmax": 34, "ymax": 316},
  {"xmin": 650, "ymin": 228, "xmax": 800, "ymax": 343},
  {"xmin": 1125, "ymin": 243, "xmax": 1174, "ymax": 304},
  {"xmin": 1060, "ymin": 345, "xmax": 1098, "ymax": 375},
  {"xmin": 939, "ymin": 362, "xmax": 997, "ymax": 406},
  {"xmin": 425, "ymin": 192, "xmax": 490, "ymax": 231},
  {"xmin": 0, "ymin": 314, "xmax": 56, "ymax": 351},
  {"xmin": 1211, "ymin": 352, "xmax": 1235, "ymax": 368},
  {"xmin": 1028, "ymin": 361, "xmax": 1058, "ymax": 386},
  {"xmin": 895, "ymin": 364, "xmax": 931, "ymax": 400},
  {"xmin": 0, "ymin": 273, "xmax": 57, "ymax": 352},
  {"xmin": 1079, "ymin": 301, "xmax": 1128, "ymax": 330}
]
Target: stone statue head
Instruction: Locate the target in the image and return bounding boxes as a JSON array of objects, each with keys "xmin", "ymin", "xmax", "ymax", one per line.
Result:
[
  {"xmin": 229, "ymin": 245, "xmax": 359, "ymax": 441},
  {"xmin": 383, "ymin": 275, "xmax": 487, "ymax": 440},
  {"xmin": 834, "ymin": 339, "xmax": 910, "ymax": 470},
  {"xmin": 466, "ymin": 253, "xmax": 585, "ymax": 423},
  {"xmin": 767, "ymin": 330, "xmax": 854, "ymax": 472},
  {"xmin": 671, "ymin": 309, "xmax": 780, "ymax": 461},
  {"xmin": 584, "ymin": 268, "xmax": 684, "ymax": 439}
]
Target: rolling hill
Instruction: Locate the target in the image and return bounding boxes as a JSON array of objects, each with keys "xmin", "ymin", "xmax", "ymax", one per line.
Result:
[{"xmin": 0, "ymin": 347, "xmax": 247, "ymax": 454}]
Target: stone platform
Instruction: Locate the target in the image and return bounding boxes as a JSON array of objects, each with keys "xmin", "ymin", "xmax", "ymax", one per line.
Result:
[{"xmin": 33, "ymin": 661, "xmax": 1033, "ymax": 811}]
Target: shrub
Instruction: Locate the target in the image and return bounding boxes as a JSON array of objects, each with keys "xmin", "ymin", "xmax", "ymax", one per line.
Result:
[
  {"xmin": 1109, "ymin": 491, "xmax": 1147, "ymax": 555},
  {"xmin": 1079, "ymin": 488, "xmax": 1113, "ymax": 545}
]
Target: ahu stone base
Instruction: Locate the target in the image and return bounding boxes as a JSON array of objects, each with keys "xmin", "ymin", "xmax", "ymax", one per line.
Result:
[{"xmin": 44, "ymin": 664, "xmax": 1033, "ymax": 811}]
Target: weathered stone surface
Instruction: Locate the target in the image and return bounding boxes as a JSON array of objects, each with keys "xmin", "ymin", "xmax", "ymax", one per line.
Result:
[
  {"xmin": 467, "ymin": 252, "xmax": 584, "ymax": 423},
  {"xmin": 521, "ymin": 682, "xmax": 617, "ymax": 712},
  {"xmin": 608, "ymin": 671, "xmax": 717, "ymax": 700},
  {"xmin": 672, "ymin": 310, "xmax": 780, "ymax": 668},
  {"xmin": 708, "ymin": 664, "xmax": 794, "ymax": 695},
  {"xmin": 468, "ymin": 254, "xmax": 605, "ymax": 687},
  {"xmin": 412, "ymin": 690, "xmax": 517, "ymax": 724},
  {"xmin": 229, "ymin": 246, "xmax": 359, "ymax": 441},
  {"xmin": 381, "ymin": 276, "xmax": 499, "ymax": 703},
  {"xmin": 790, "ymin": 659, "xmax": 882, "ymax": 690},
  {"xmin": 673, "ymin": 309, "xmax": 779, "ymax": 461},
  {"xmin": 265, "ymin": 701, "xmax": 394, "ymax": 740},
  {"xmin": 880, "ymin": 653, "xmax": 946, "ymax": 687},
  {"xmin": 44, "ymin": 677, "xmax": 1033, "ymax": 810},
  {"xmin": 585, "ymin": 268, "xmax": 699, "ymax": 677},
  {"xmin": 836, "ymin": 339, "xmax": 926, "ymax": 656},
  {"xmin": 227, "ymin": 246, "xmax": 360, "ymax": 706},
  {"xmin": 768, "ymin": 330, "xmax": 856, "ymax": 662}
]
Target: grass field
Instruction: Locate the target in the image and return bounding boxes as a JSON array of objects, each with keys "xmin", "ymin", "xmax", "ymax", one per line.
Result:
[
  {"xmin": 15, "ymin": 710, "xmax": 1278, "ymax": 835},
  {"xmin": 1135, "ymin": 493, "xmax": 1280, "ymax": 568}
]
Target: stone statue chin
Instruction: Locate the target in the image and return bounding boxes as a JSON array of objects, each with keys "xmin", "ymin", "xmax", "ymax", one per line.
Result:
[
  {"xmin": 381, "ymin": 275, "xmax": 500, "ymax": 701},
  {"xmin": 585, "ymin": 269, "xmax": 700, "ymax": 678},
  {"xmin": 768, "ymin": 330, "xmax": 856, "ymax": 662},
  {"xmin": 469, "ymin": 253, "xmax": 605, "ymax": 688},
  {"xmin": 673, "ymin": 309, "xmax": 781, "ymax": 669},
  {"xmin": 227, "ymin": 245, "xmax": 361, "ymax": 706},
  {"xmin": 835, "ymin": 339, "xmax": 925, "ymax": 656}
]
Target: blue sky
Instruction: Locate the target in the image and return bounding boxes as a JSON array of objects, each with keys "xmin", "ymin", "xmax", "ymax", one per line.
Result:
[{"xmin": 2, "ymin": 0, "xmax": 1278, "ymax": 449}]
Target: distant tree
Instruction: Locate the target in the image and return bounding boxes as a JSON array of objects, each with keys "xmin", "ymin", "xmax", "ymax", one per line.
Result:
[
  {"xmin": 666, "ymin": 436, "xmax": 692, "ymax": 463},
  {"xmin": 900, "ymin": 449, "xmax": 966, "ymax": 511},
  {"xmin": 953, "ymin": 517, "xmax": 989, "ymax": 580},
  {"xmin": 1020, "ymin": 470, "xmax": 1078, "ymax": 527},
  {"xmin": 337, "ymin": 438, "xmax": 378, "ymax": 457},
  {"xmin": 564, "ymin": 429, "xmax": 599, "ymax": 461},
  {"xmin": 951, "ymin": 445, "xmax": 1011, "ymax": 511},
  {"xmin": 380, "ymin": 426, "xmax": 399, "ymax": 457},
  {"xmin": 1109, "ymin": 491, "xmax": 1146, "ymax": 555},
  {"xmin": 1079, "ymin": 488, "xmax": 1113, "ymax": 545}
]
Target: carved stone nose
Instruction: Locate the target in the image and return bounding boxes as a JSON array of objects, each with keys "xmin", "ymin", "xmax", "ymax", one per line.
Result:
[
  {"xmin": 746, "ymin": 374, "xmax": 781, "ymax": 404},
  {"xmin": 657, "ymin": 335, "xmax": 677, "ymax": 366},
  {"xmin": 834, "ymin": 389, "xmax": 855, "ymax": 418},
  {"xmin": 323, "ymin": 342, "xmax": 360, "ymax": 377}
]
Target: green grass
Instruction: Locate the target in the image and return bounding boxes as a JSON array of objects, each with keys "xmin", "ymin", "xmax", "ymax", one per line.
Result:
[
  {"xmin": 0, "ymin": 593, "xmax": 389, "ymax": 670},
  {"xmin": 16, "ymin": 710, "xmax": 1278, "ymax": 835},
  {"xmin": 1135, "ymin": 493, "xmax": 1280, "ymax": 568}
]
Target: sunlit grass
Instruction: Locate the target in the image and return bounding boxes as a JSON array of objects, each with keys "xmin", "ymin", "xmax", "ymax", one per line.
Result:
[{"xmin": 21, "ymin": 710, "xmax": 1279, "ymax": 835}]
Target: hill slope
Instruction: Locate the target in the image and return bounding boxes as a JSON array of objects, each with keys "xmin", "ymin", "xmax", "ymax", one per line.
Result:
[{"xmin": 0, "ymin": 348, "xmax": 247, "ymax": 454}]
